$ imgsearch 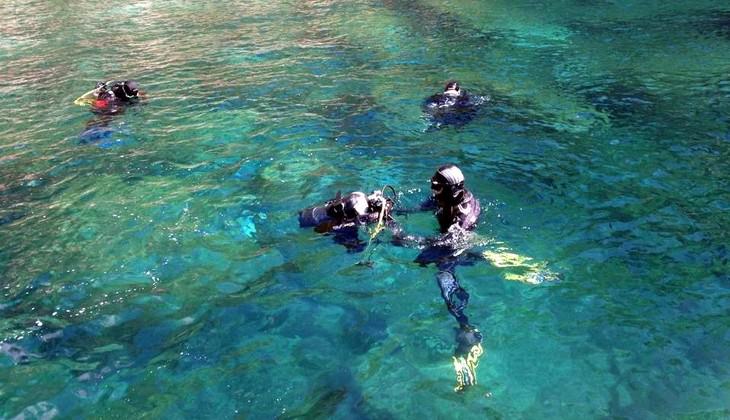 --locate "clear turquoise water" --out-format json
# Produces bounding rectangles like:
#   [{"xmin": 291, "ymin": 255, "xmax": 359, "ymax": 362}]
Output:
[{"xmin": 1, "ymin": 0, "xmax": 729, "ymax": 418}]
